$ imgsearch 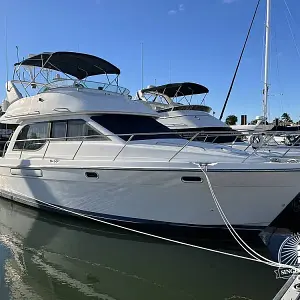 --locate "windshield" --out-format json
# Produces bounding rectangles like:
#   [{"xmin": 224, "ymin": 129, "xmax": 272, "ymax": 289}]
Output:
[
  {"xmin": 91, "ymin": 114, "xmax": 178, "ymax": 141},
  {"xmin": 38, "ymin": 79, "xmax": 130, "ymax": 96}
]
